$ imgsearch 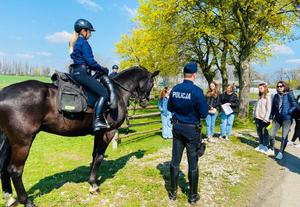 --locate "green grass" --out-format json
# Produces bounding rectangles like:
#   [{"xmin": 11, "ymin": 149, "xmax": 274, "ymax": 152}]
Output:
[
  {"xmin": 0, "ymin": 75, "xmax": 51, "ymax": 89},
  {"xmin": 0, "ymin": 126, "xmax": 268, "ymax": 206}
]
